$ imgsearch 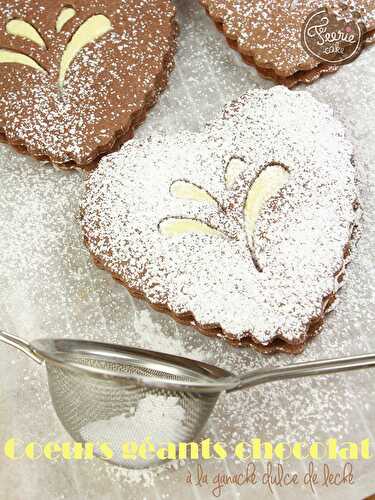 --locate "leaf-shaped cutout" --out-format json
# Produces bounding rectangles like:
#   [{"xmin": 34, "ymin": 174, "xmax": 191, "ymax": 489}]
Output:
[
  {"xmin": 159, "ymin": 218, "xmax": 223, "ymax": 238},
  {"xmin": 0, "ymin": 49, "xmax": 47, "ymax": 73},
  {"xmin": 170, "ymin": 181, "xmax": 217, "ymax": 205},
  {"xmin": 56, "ymin": 7, "xmax": 76, "ymax": 33},
  {"xmin": 59, "ymin": 14, "xmax": 112, "ymax": 87},
  {"xmin": 225, "ymin": 157, "xmax": 247, "ymax": 188},
  {"xmin": 6, "ymin": 19, "xmax": 46, "ymax": 48},
  {"xmin": 244, "ymin": 164, "xmax": 289, "ymax": 238}
]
